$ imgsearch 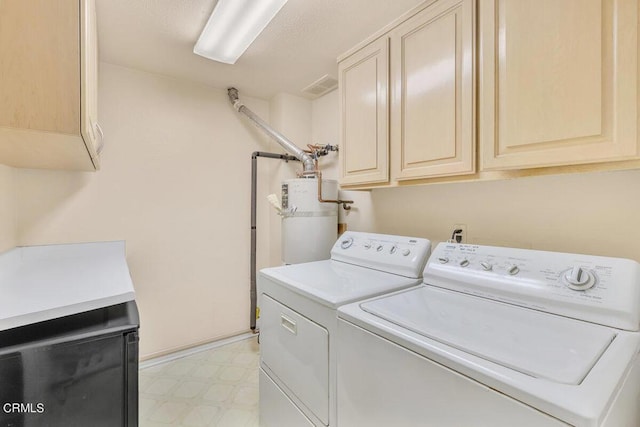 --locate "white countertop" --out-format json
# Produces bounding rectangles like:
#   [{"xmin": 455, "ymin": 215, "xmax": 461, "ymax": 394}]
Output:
[{"xmin": 0, "ymin": 241, "xmax": 136, "ymax": 331}]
